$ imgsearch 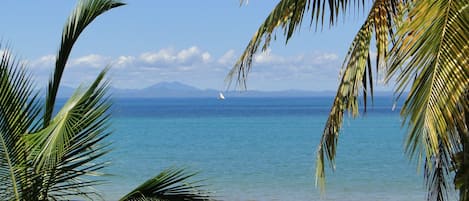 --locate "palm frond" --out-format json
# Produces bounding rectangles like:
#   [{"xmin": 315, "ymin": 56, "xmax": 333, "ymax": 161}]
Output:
[
  {"xmin": 315, "ymin": 0, "xmax": 402, "ymax": 192},
  {"xmin": 44, "ymin": 0, "xmax": 125, "ymax": 127},
  {"xmin": 454, "ymin": 146, "xmax": 469, "ymax": 201},
  {"xmin": 454, "ymin": 106, "xmax": 469, "ymax": 201},
  {"xmin": 0, "ymin": 0, "xmax": 124, "ymax": 200},
  {"xmin": 0, "ymin": 47, "xmax": 41, "ymax": 201},
  {"xmin": 24, "ymin": 69, "xmax": 112, "ymax": 200},
  {"xmin": 226, "ymin": 0, "xmax": 368, "ymax": 89},
  {"xmin": 29, "ymin": 1, "xmax": 124, "ymax": 197},
  {"xmin": 425, "ymin": 141, "xmax": 453, "ymax": 201},
  {"xmin": 119, "ymin": 167, "xmax": 215, "ymax": 201},
  {"xmin": 387, "ymin": 0, "xmax": 469, "ymax": 200}
]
